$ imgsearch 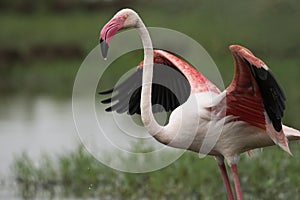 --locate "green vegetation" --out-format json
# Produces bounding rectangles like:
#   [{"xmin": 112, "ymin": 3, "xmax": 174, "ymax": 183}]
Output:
[{"xmin": 12, "ymin": 143, "xmax": 300, "ymax": 200}]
